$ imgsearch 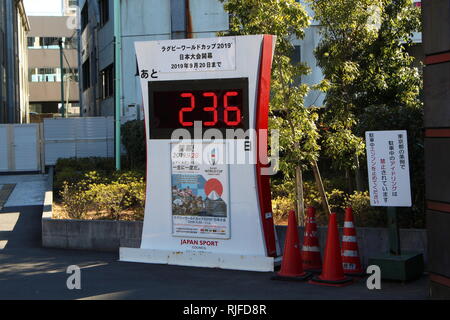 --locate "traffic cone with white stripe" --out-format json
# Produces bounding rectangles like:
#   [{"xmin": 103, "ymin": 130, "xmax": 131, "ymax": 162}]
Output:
[
  {"xmin": 301, "ymin": 207, "xmax": 322, "ymax": 272},
  {"xmin": 309, "ymin": 212, "xmax": 353, "ymax": 287},
  {"xmin": 341, "ymin": 207, "xmax": 364, "ymax": 275},
  {"xmin": 272, "ymin": 211, "xmax": 311, "ymax": 281}
]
